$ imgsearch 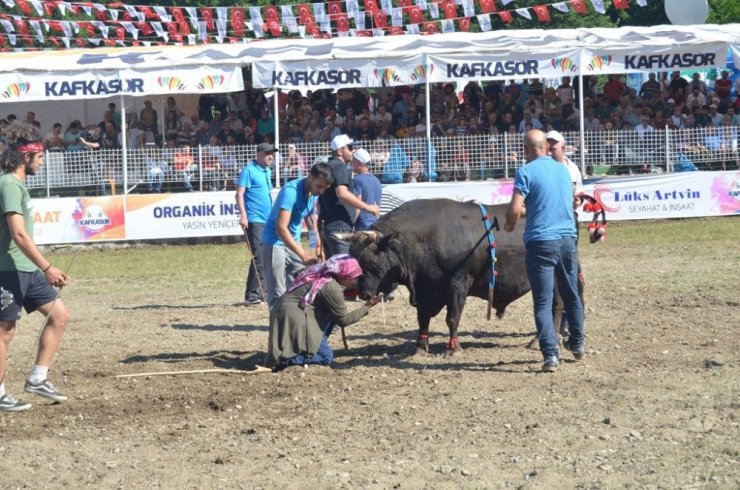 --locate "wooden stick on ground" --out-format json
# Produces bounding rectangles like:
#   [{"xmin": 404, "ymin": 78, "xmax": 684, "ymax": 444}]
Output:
[{"xmin": 115, "ymin": 366, "xmax": 272, "ymax": 378}]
